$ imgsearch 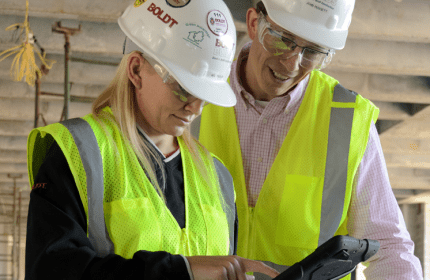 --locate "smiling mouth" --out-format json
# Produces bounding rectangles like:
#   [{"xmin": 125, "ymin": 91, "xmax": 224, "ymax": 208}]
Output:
[{"xmin": 270, "ymin": 68, "xmax": 289, "ymax": 81}]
